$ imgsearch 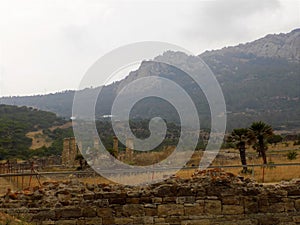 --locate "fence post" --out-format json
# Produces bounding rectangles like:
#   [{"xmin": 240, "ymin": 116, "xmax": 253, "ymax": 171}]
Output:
[{"xmin": 262, "ymin": 166, "xmax": 265, "ymax": 183}]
